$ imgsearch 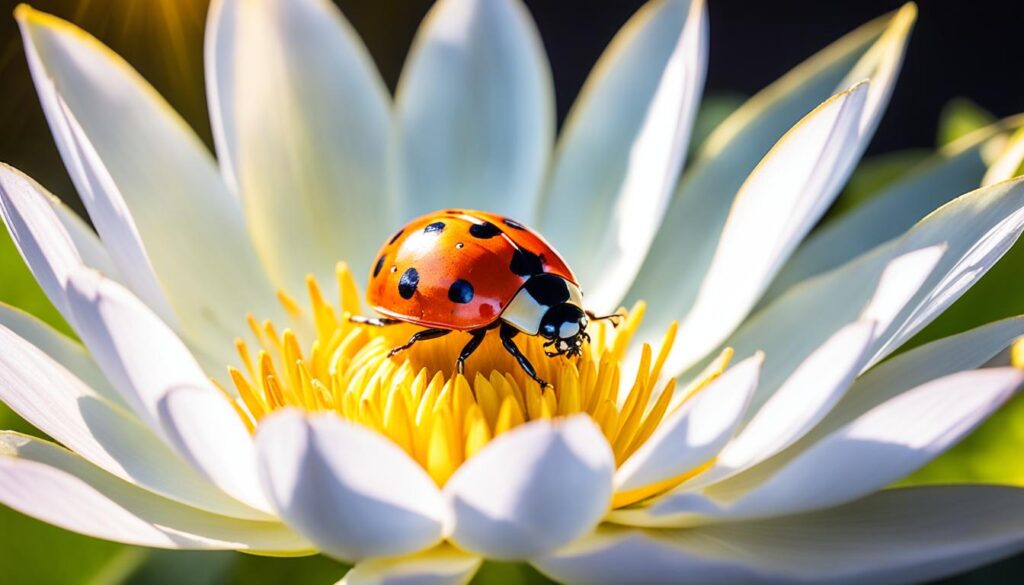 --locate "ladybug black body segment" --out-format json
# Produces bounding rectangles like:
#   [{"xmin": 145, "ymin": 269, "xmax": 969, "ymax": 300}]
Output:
[{"xmin": 355, "ymin": 209, "xmax": 620, "ymax": 387}]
